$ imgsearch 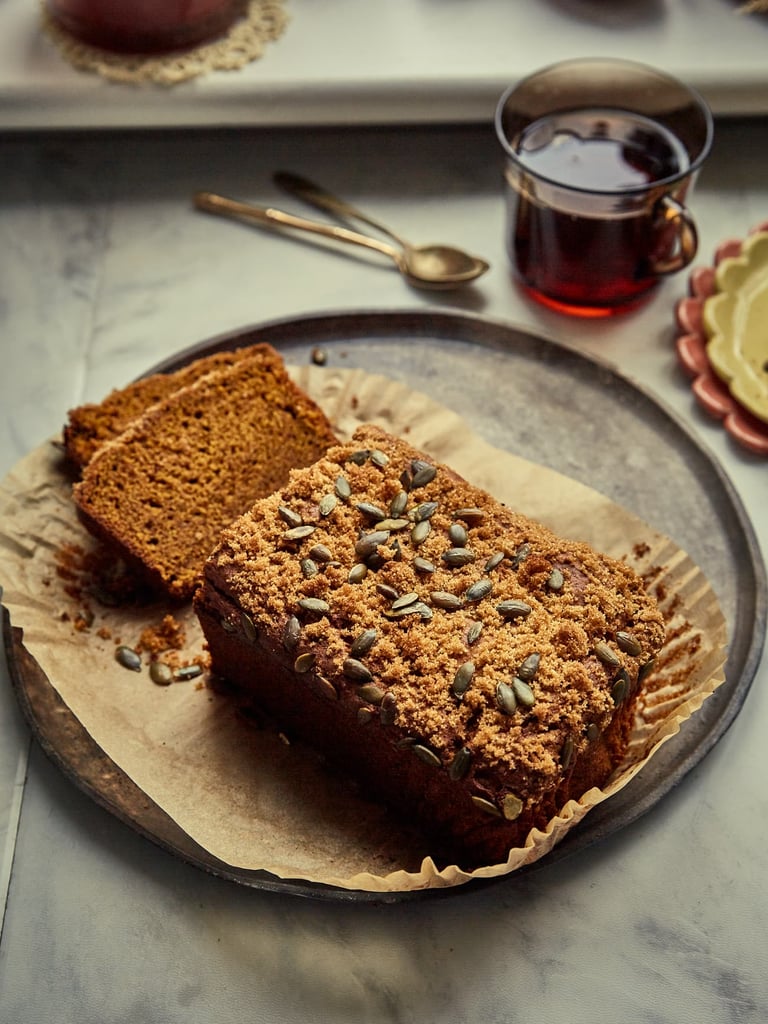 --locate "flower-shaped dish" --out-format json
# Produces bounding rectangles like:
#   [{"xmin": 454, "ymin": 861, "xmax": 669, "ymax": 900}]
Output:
[{"xmin": 674, "ymin": 222, "xmax": 768, "ymax": 456}]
